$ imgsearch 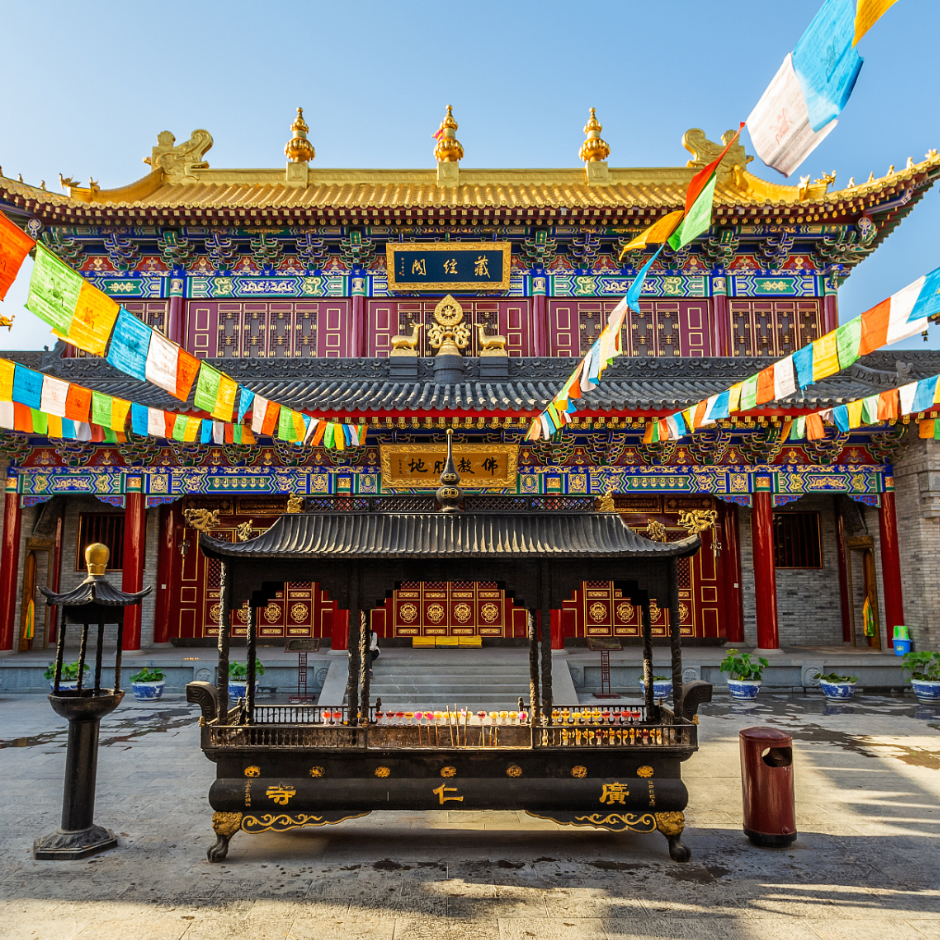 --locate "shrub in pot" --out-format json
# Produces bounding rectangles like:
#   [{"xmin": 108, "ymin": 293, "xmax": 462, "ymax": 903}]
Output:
[
  {"xmin": 814, "ymin": 672, "xmax": 858, "ymax": 703},
  {"xmin": 43, "ymin": 661, "xmax": 90, "ymax": 692},
  {"xmin": 130, "ymin": 667, "xmax": 166, "ymax": 702},
  {"xmin": 719, "ymin": 650, "xmax": 769, "ymax": 701},
  {"xmin": 902, "ymin": 651, "xmax": 940, "ymax": 704},
  {"xmin": 228, "ymin": 660, "xmax": 264, "ymax": 700},
  {"xmin": 641, "ymin": 674, "xmax": 673, "ymax": 700}
]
